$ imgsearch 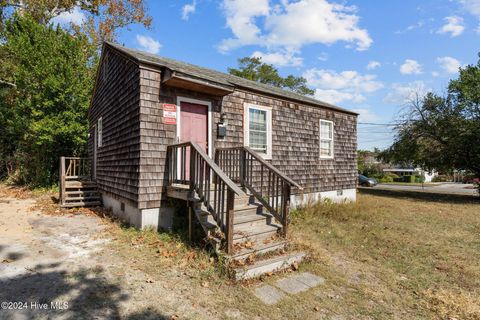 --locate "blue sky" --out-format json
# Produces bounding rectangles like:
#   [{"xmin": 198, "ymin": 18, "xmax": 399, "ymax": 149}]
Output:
[{"xmin": 58, "ymin": 0, "xmax": 480, "ymax": 150}]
